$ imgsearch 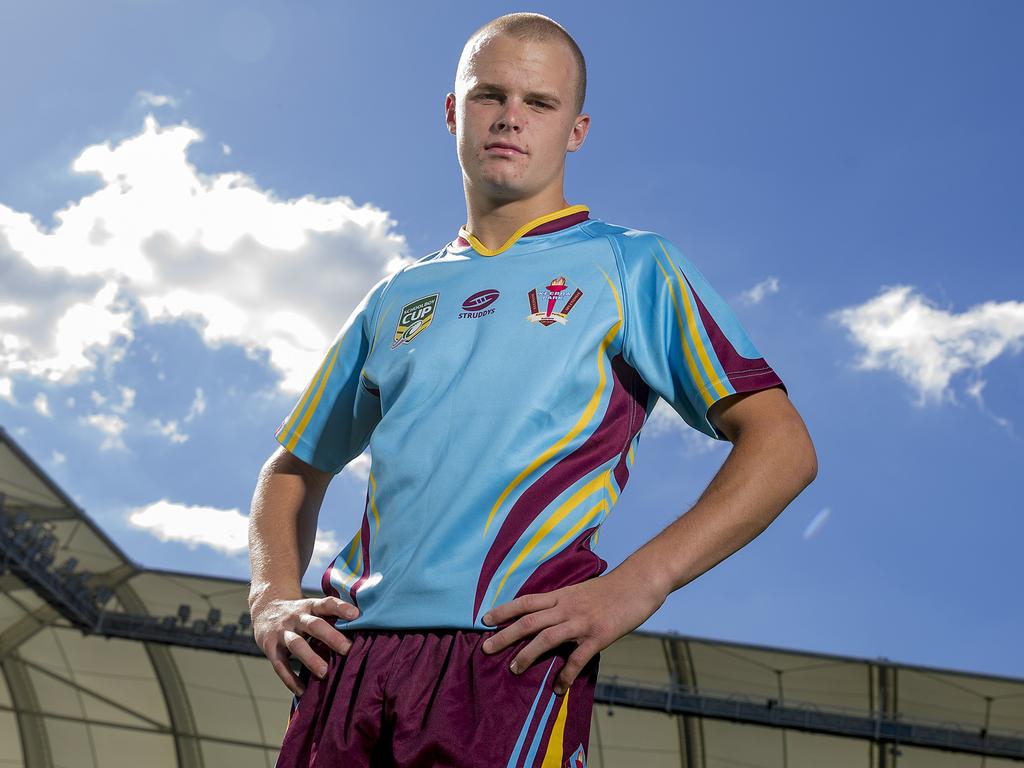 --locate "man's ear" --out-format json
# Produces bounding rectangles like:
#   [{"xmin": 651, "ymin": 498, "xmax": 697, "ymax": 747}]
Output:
[
  {"xmin": 568, "ymin": 113, "xmax": 590, "ymax": 152},
  {"xmin": 445, "ymin": 92, "xmax": 457, "ymax": 135}
]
